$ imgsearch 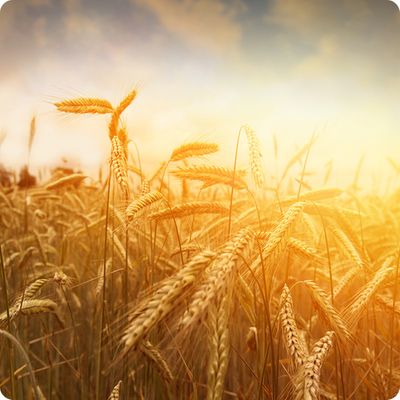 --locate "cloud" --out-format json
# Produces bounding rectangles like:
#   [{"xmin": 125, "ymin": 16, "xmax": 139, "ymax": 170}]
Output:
[
  {"xmin": 133, "ymin": 0, "xmax": 243, "ymax": 53},
  {"xmin": 263, "ymin": 0, "xmax": 400, "ymax": 83},
  {"xmin": 265, "ymin": 0, "xmax": 338, "ymax": 35}
]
